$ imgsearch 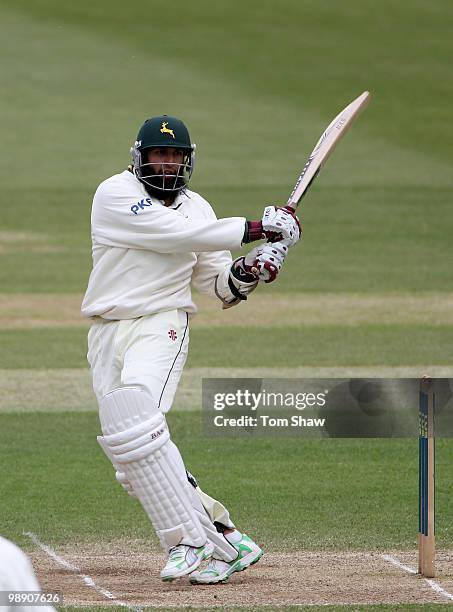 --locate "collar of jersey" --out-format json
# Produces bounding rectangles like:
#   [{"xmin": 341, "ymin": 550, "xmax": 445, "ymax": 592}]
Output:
[{"xmin": 165, "ymin": 191, "xmax": 188, "ymax": 210}]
